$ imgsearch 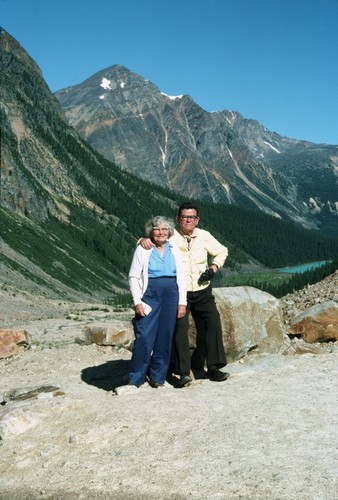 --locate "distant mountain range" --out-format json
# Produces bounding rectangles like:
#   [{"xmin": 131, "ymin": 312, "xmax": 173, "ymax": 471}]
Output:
[
  {"xmin": 1, "ymin": 28, "xmax": 338, "ymax": 300},
  {"xmin": 56, "ymin": 64, "xmax": 338, "ymax": 236}
]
